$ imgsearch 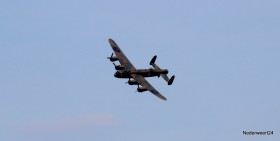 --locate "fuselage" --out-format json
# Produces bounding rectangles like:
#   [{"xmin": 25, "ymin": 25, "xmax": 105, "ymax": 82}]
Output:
[{"xmin": 114, "ymin": 68, "xmax": 168, "ymax": 78}]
